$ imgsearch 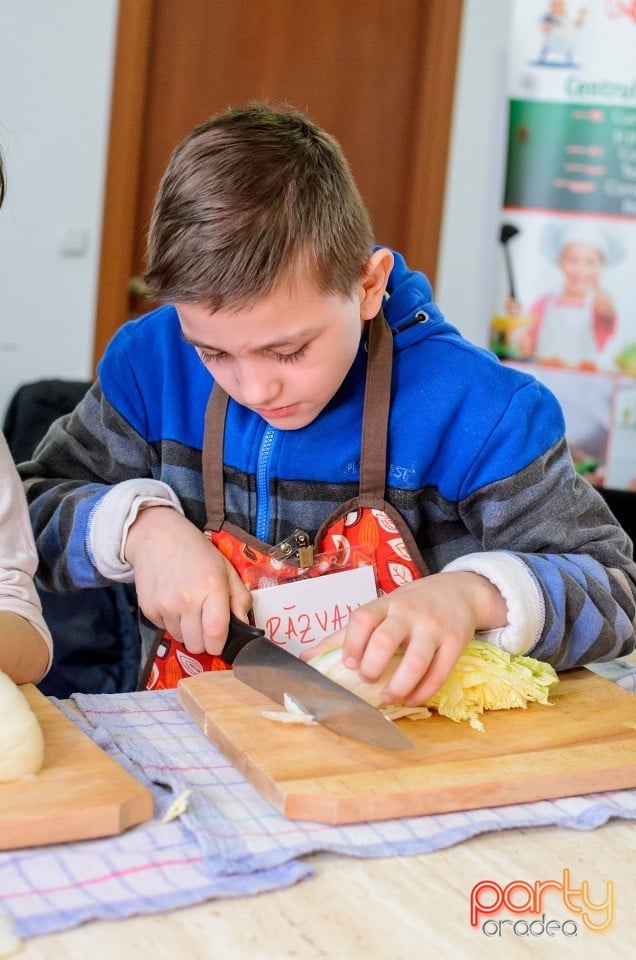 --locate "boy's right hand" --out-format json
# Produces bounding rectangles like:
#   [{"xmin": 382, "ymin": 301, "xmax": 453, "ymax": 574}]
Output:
[{"xmin": 124, "ymin": 506, "xmax": 252, "ymax": 655}]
